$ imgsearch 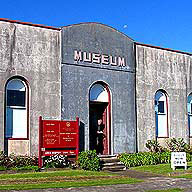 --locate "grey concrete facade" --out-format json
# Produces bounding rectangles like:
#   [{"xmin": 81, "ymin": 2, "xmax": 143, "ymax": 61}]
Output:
[
  {"xmin": 61, "ymin": 23, "xmax": 136, "ymax": 154},
  {"xmin": 0, "ymin": 19, "xmax": 192, "ymax": 155},
  {"xmin": 136, "ymin": 44, "xmax": 192, "ymax": 151},
  {"xmin": 0, "ymin": 20, "xmax": 61, "ymax": 155}
]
